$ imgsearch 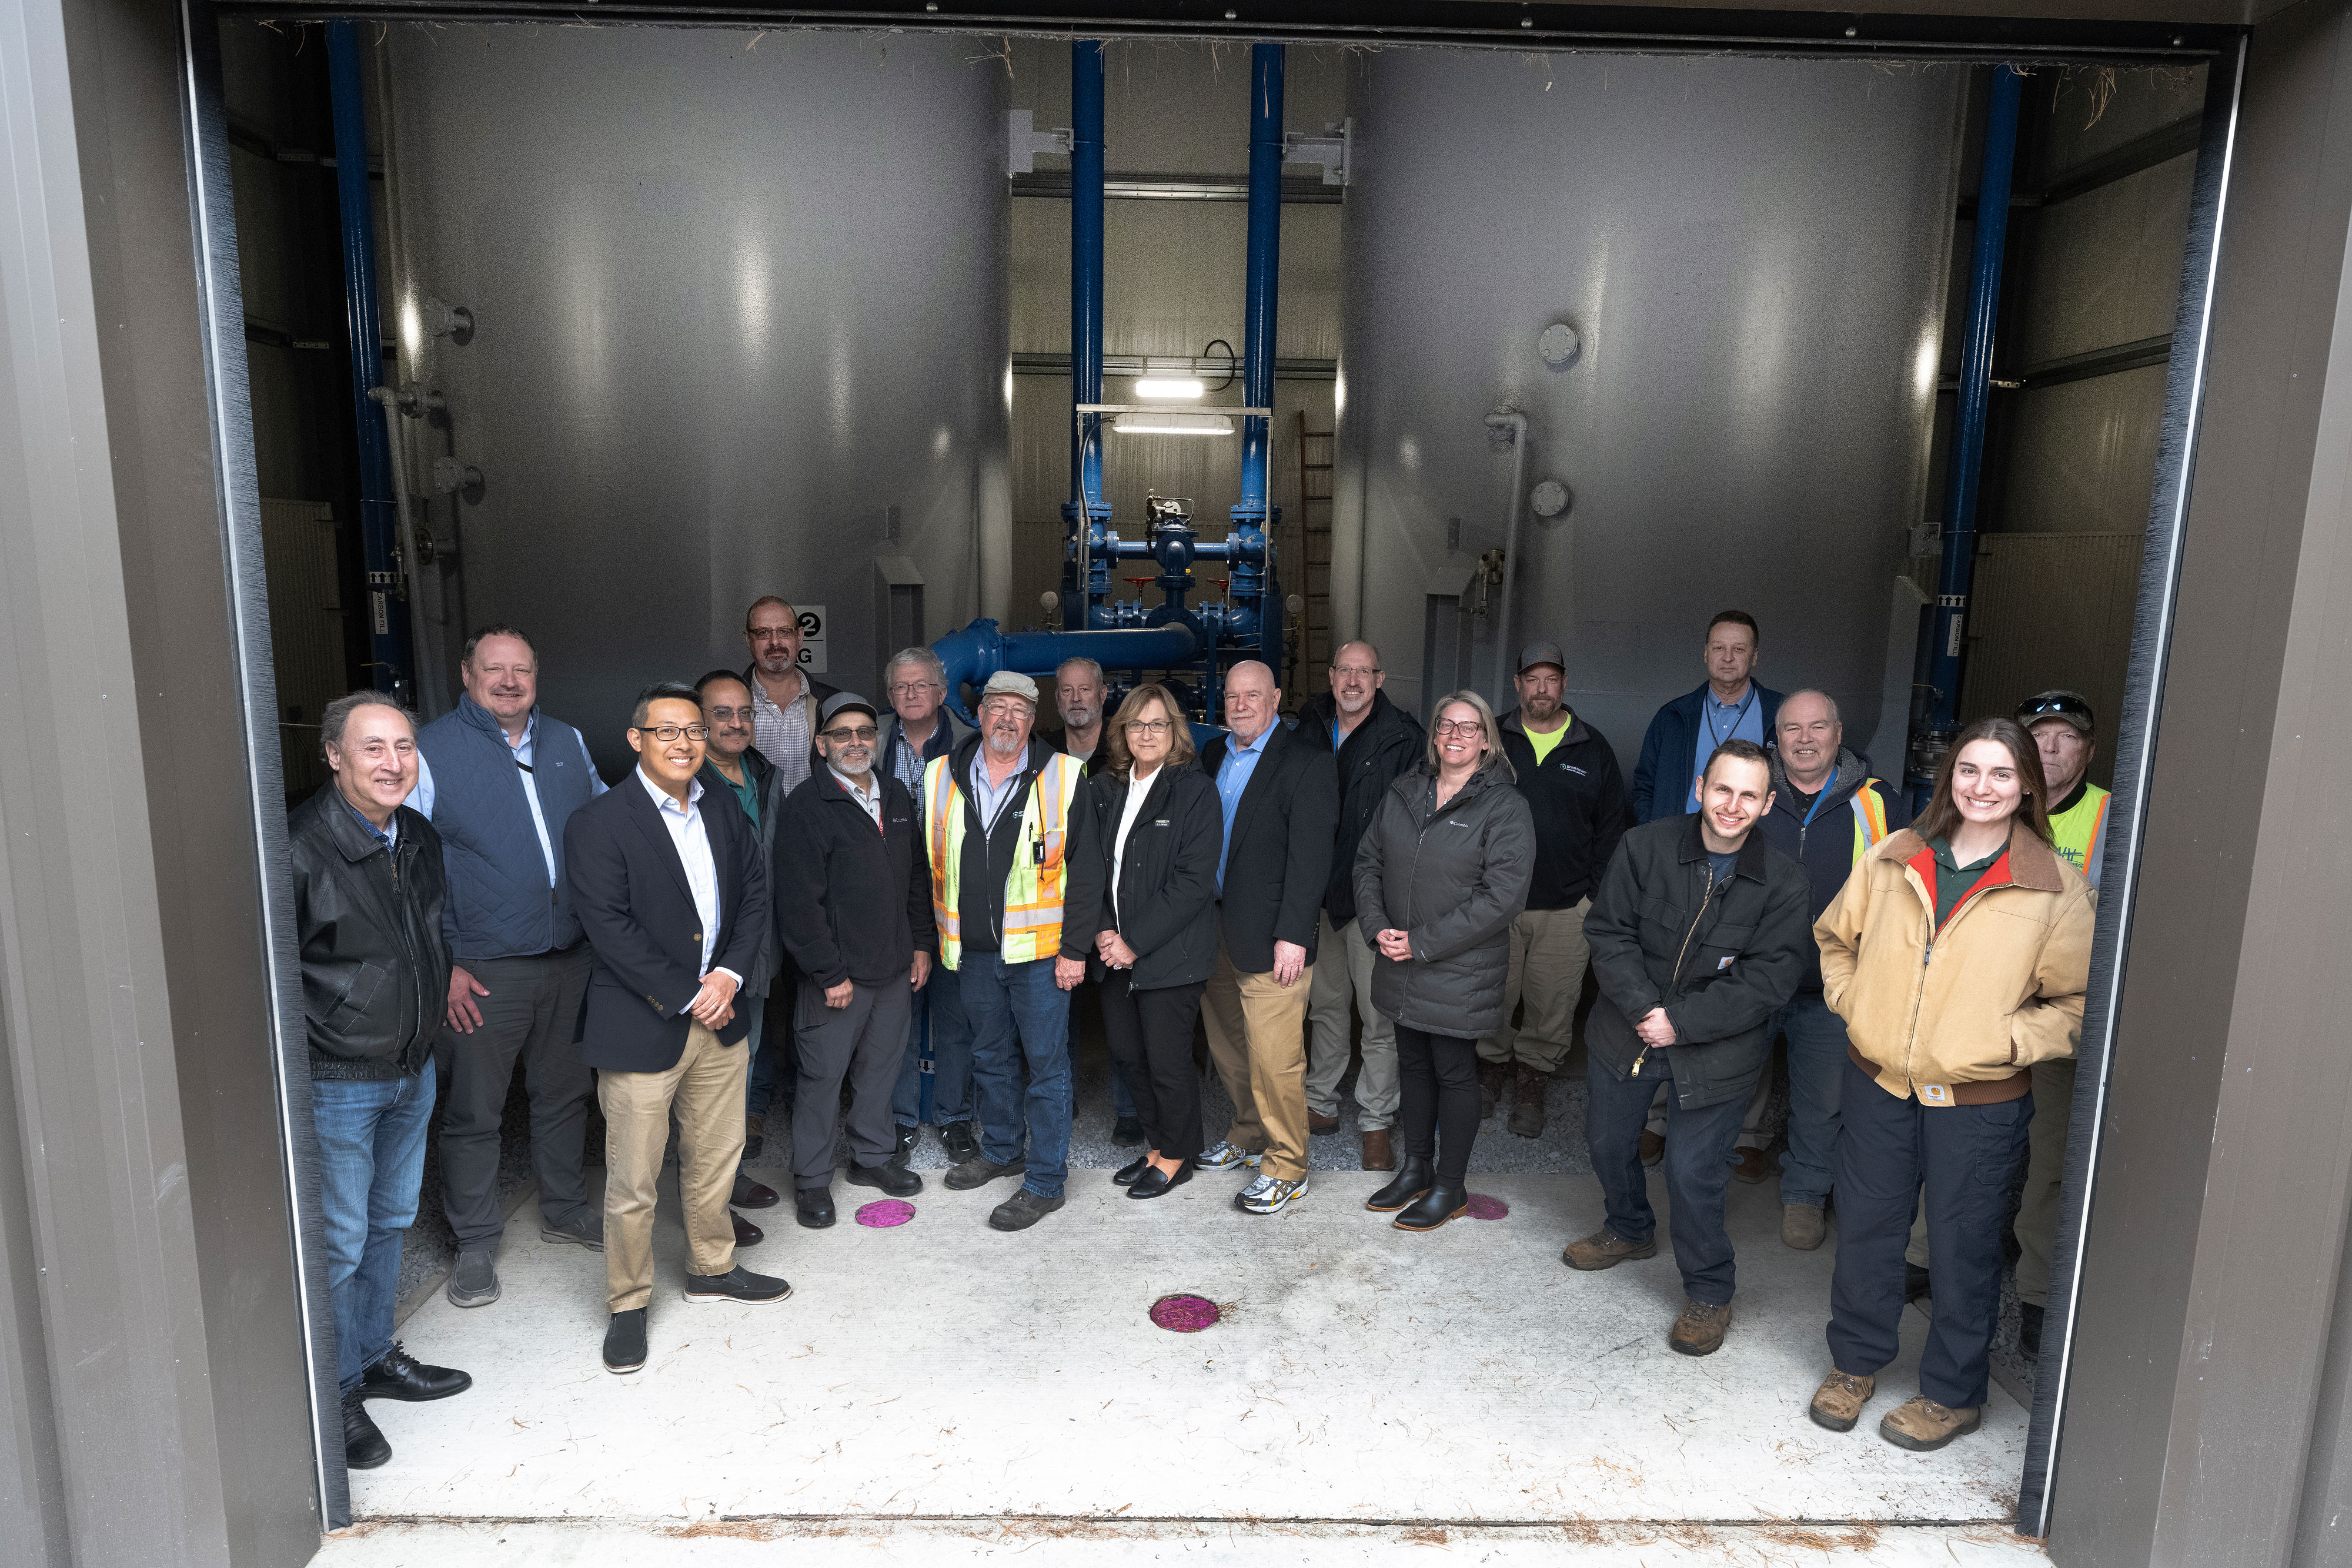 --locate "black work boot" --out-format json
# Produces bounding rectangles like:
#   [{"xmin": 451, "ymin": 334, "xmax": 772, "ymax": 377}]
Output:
[
  {"xmin": 1478, "ymin": 1059, "xmax": 1509, "ymax": 1121},
  {"xmin": 1508, "ymin": 1064, "xmax": 1551, "ymax": 1138}
]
